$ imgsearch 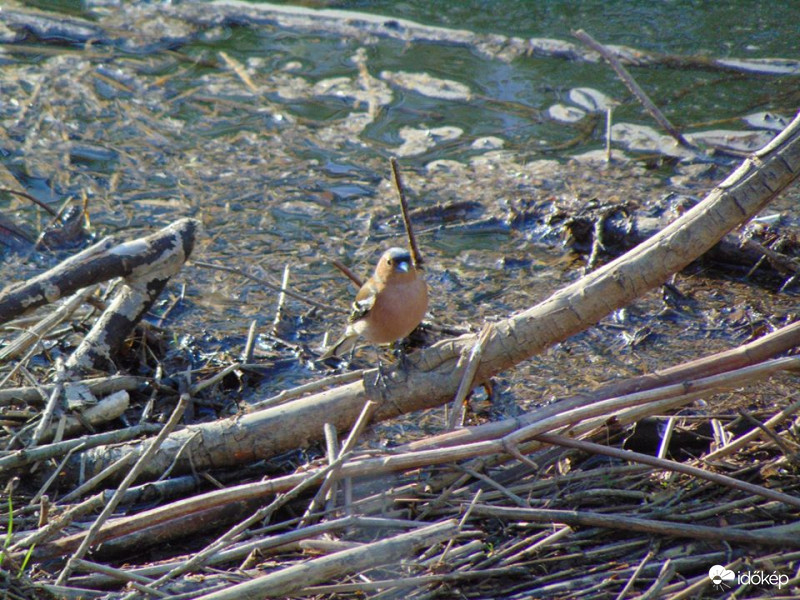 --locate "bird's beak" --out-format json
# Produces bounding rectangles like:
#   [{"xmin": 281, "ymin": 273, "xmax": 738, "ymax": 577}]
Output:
[{"xmin": 396, "ymin": 260, "xmax": 410, "ymax": 273}]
